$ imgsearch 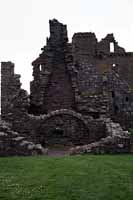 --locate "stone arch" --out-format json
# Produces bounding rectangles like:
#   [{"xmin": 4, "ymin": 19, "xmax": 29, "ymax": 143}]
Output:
[
  {"xmin": 29, "ymin": 109, "xmax": 90, "ymax": 147},
  {"xmin": 43, "ymin": 109, "xmax": 89, "ymax": 127}
]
